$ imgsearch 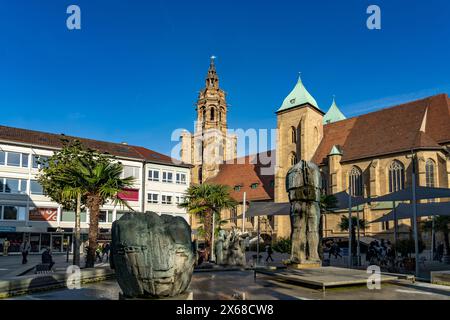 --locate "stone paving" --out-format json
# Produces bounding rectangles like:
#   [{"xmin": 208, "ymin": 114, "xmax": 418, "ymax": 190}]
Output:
[
  {"xmin": 0, "ymin": 254, "xmax": 108, "ymax": 279},
  {"xmin": 8, "ymin": 270, "xmax": 450, "ymax": 300}
]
